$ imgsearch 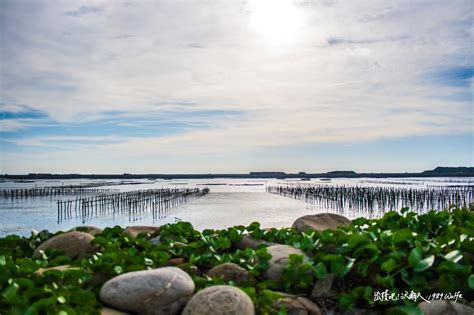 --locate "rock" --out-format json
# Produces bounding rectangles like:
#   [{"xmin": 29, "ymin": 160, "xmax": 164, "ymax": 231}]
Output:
[
  {"xmin": 418, "ymin": 300, "xmax": 474, "ymax": 315},
  {"xmin": 35, "ymin": 265, "xmax": 81, "ymax": 275},
  {"xmin": 236, "ymin": 235, "xmax": 276, "ymax": 250},
  {"xmin": 292, "ymin": 213, "xmax": 351, "ymax": 233},
  {"xmin": 274, "ymin": 294, "xmax": 322, "ymax": 315},
  {"xmin": 100, "ymin": 267, "xmax": 194, "ymax": 315},
  {"xmin": 168, "ymin": 258, "xmax": 187, "ymax": 266},
  {"xmin": 123, "ymin": 226, "xmax": 160, "ymax": 239},
  {"xmin": 101, "ymin": 307, "xmax": 131, "ymax": 315},
  {"xmin": 324, "ymin": 307, "xmax": 383, "ymax": 315},
  {"xmin": 311, "ymin": 274, "xmax": 340, "ymax": 298},
  {"xmin": 33, "ymin": 231, "xmax": 100, "ymax": 259},
  {"xmin": 182, "ymin": 285, "xmax": 254, "ymax": 315},
  {"xmin": 265, "ymin": 245, "xmax": 309, "ymax": 281},
  {"xmin": 236, "ymin": 235, "xmax": 265, "ymax": 249},
  {"xmin": 206, "ymin": 262, "xmax": 252, "ymax": 284},
  {"xmin": 150, "ymin": 235, "xmax": 161, "ymax": 245},
  {"xmin": 70, "ymin": 226, "xmax": 103, "ymax": 236}
]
